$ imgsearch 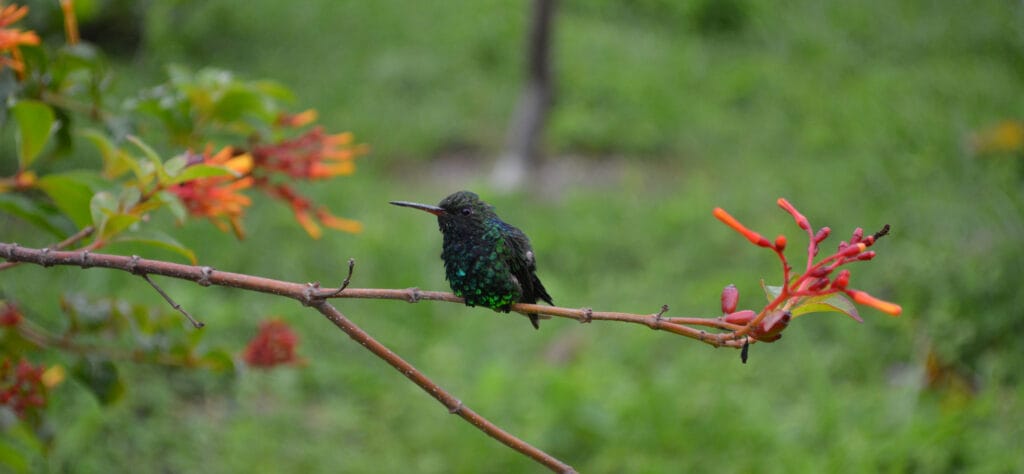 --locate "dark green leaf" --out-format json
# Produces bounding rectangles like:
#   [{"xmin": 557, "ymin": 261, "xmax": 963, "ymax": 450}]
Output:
[
  {"xmin": 81, "ymin": 129, "xmax": 144, "ymax": 180},
  {"xmin": 11, "ymin": 100, "xmax": 56, "ymax": 169},
  {"xmin": 72, "ymin": 358, "xmax": 125, "ymax": 405},
  {"xmin": 201, "ymin": 349, "xmax": 237, "ymax": 373},
  {"xmin": 0, "ymin": 193, "xmax": 74, "ymax": 238},
  {"xmin": 35, "ymin": 173, "xmax": 98, "ymax": 229}
]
